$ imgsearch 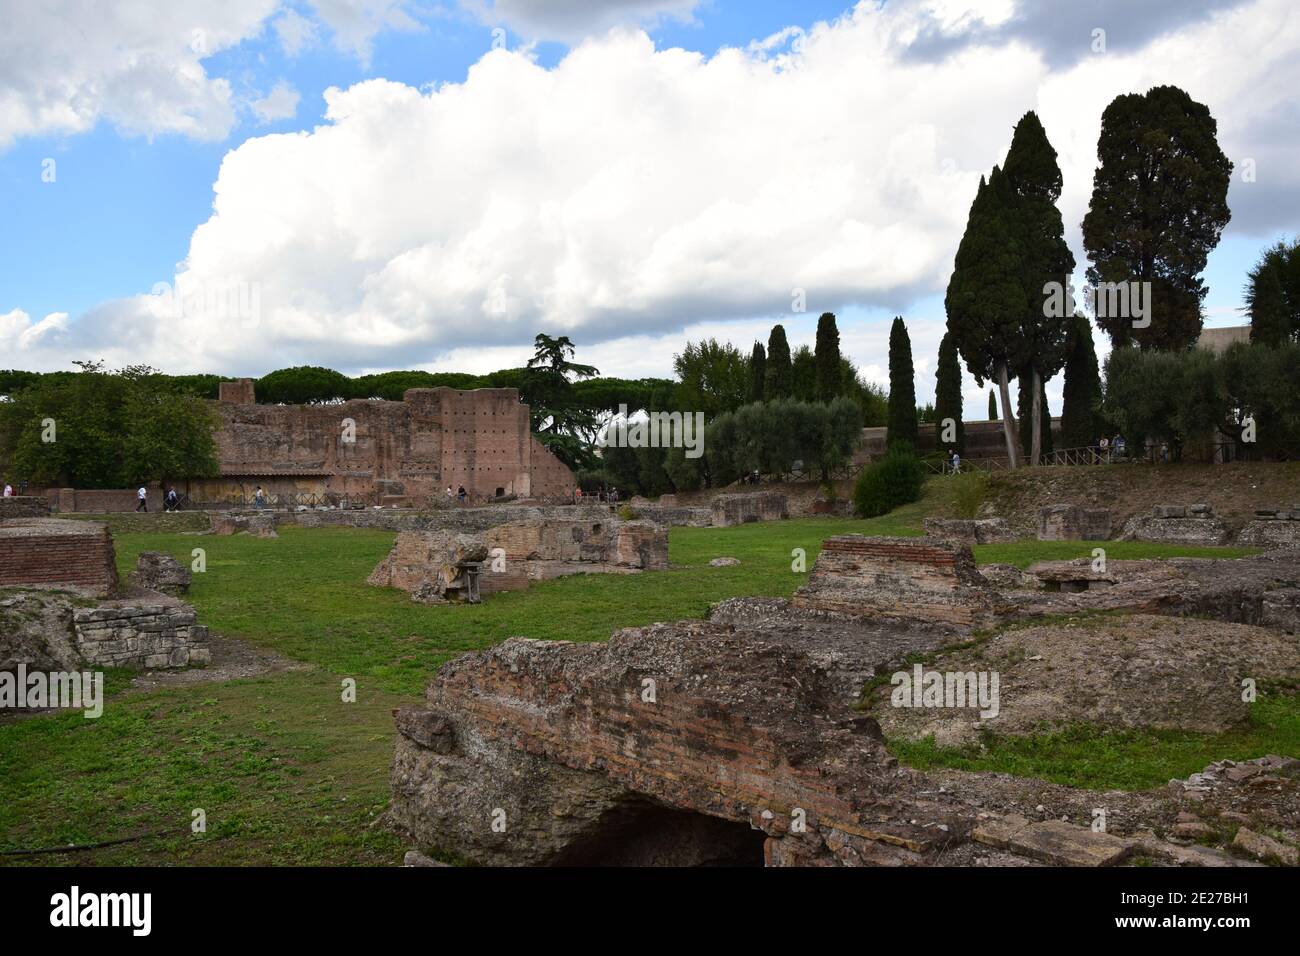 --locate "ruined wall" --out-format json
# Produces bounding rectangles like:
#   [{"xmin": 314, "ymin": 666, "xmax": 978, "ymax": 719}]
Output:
[
  {"xmin": 711, "ymin": 492, "xmax": 788, "ymax": 527},
  {"xmin": 0, "ymin": 496, "xmax": 50, "ymax": 519},
  {"xmin": 793, "ymin": 535, "xmax": 997, "ymax": 627},
  {"xmin": 202, "ymin": 385, "xmax": 574, "ymax": 502},
  {"xmin": 73, "ymin": 604, "xmax": 210, "ymax": 668},
  {"xmin": 0, "ymin": 518, "xmax": 118, "ymax": 597}
]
